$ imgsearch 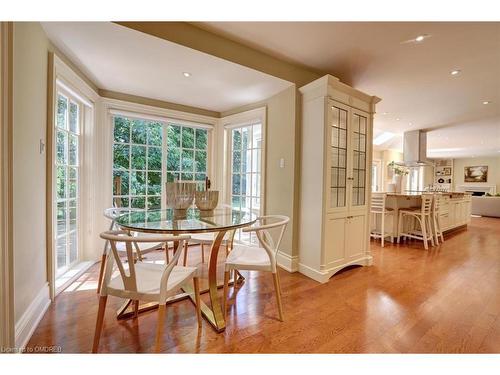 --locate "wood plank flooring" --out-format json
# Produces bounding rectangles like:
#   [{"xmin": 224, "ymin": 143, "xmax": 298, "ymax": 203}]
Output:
[{"xmin": 26, "ymin": 216, "xmax": 500, "ymax": 353}]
